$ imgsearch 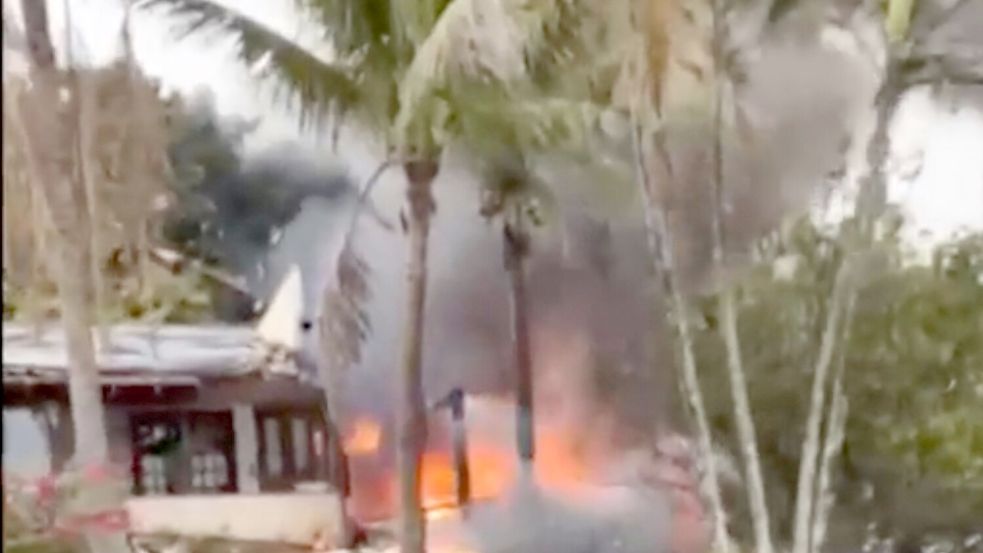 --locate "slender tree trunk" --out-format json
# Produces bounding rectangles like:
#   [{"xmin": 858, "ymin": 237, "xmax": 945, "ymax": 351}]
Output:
[
  {"xmin": 448, "ymin": 389, "xmax": 471, "ymax": 509},
  {"xmin": 505, "ymin": 206, "xmax": 535, "ymax": 470},
  {"xmin": 72, "ymin": 58, "xmax": 110, "ymax": 349},
  {"xmin": 720, "ymin": 291, "xmax": 775, "ymax": 553},
  {"xmin": 708, "ymin": 3, "xmax": 774, "ymax": 551},
  {"xmin": 791, "ymin": 268, "xmax": 853, "ymax": 553},
  {"xmin": 18, "ymin": 2, "xmax": 126, "ymax": 551},
  {"xmin": 711, "ymin": 196, "xmax": 774, "ymax": 553},
  {"xmin": 791, "ymin": 61, "xmax": 902, "ymax": 553},
  {"xmin": 20, "ymin": 0, "xmax": 108, "ymax": 464},
  {"xmin": 633, "ymin": 119, "xmax": 733, "ymax": 553},
  {"xmin": 809, "ymin": 302, "xmax": 852, "ymax": 553},
  {"xmin": 397, "ymin": 160, "xmax": 439, "ymax": 553},
  {"xmin": 62, "ymin": 0, "xmax": 105, "ymax": 343}
]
